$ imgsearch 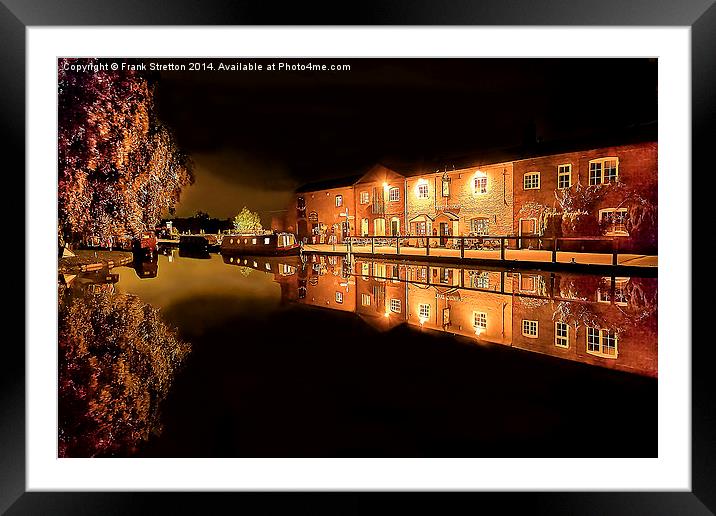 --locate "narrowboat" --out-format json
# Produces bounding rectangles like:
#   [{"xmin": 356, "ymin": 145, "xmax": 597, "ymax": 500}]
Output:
[
  {"xmin": 221, "ymin": 232, "xmax": 300, "ymax": 256},
  {"xmin": 179, "ymin": 234, "xmax": 222, "ymax": 252}
]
